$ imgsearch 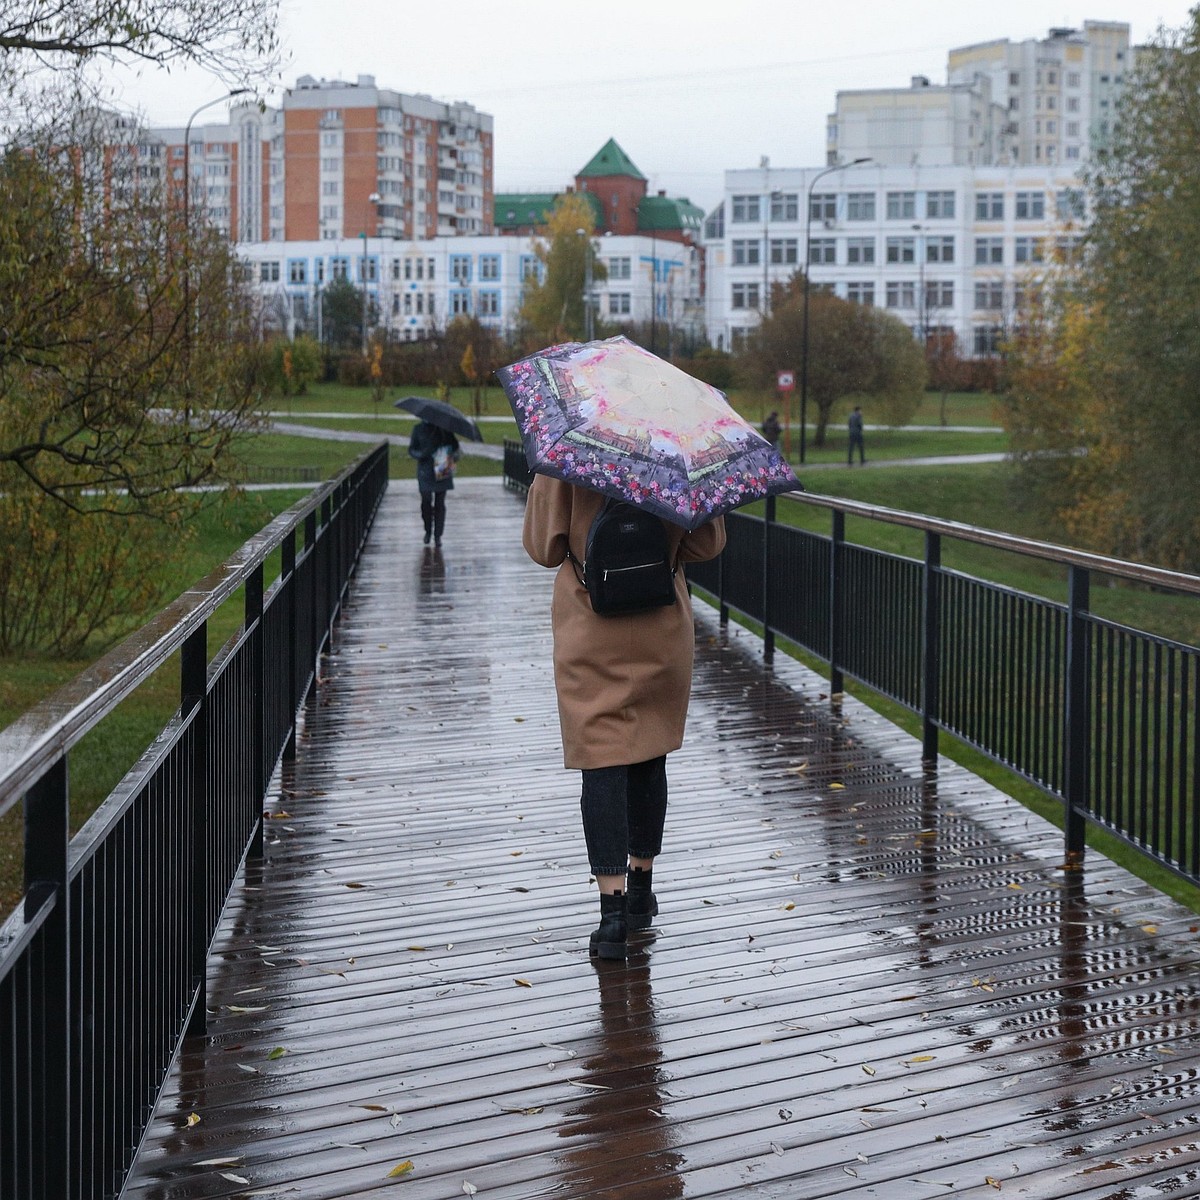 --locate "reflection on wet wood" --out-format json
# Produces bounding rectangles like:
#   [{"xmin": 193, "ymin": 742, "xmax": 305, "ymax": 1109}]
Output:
[{"xmin": 124, "ymin": 479, "xmax": 1200, "ymax": 1199}]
